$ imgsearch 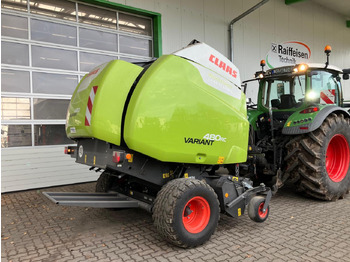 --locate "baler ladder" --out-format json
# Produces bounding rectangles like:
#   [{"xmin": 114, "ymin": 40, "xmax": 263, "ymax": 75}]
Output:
[{"xmin": 43, "ymin": 192, "xmax": 151, "ymax": 211}]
